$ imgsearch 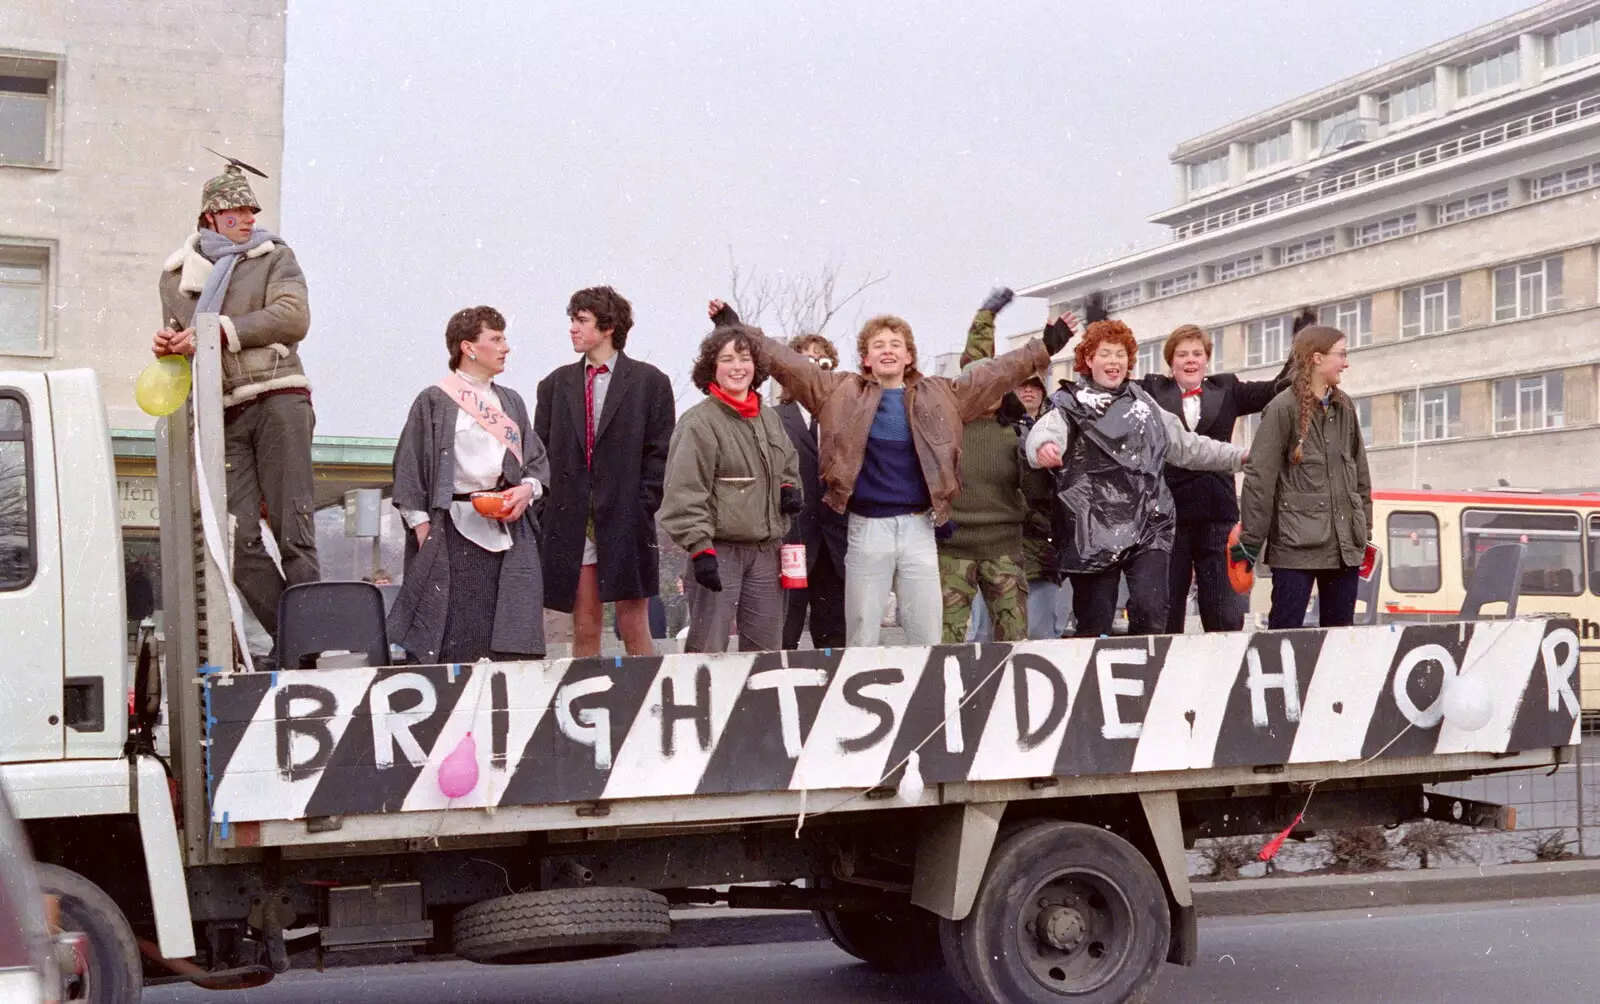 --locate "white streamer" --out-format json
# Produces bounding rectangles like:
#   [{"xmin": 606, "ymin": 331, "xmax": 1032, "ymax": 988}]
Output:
[{"xmin": 191, "ymin": 360, "xmax": 256, "ymax": 673}]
